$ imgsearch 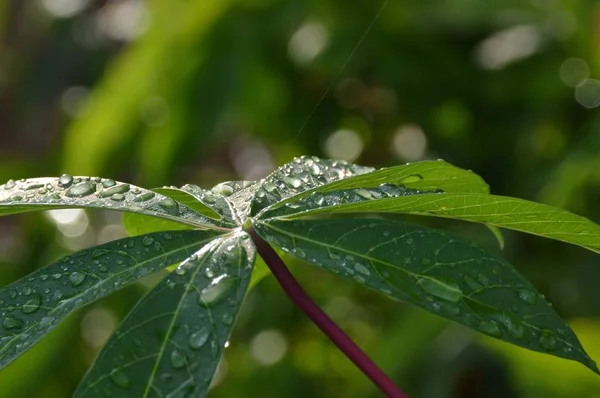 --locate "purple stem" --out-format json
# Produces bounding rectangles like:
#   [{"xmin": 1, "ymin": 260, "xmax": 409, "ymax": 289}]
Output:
[{"xmin": 247, "ymin": 226, "xmax": 408, "ymax": 398}]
